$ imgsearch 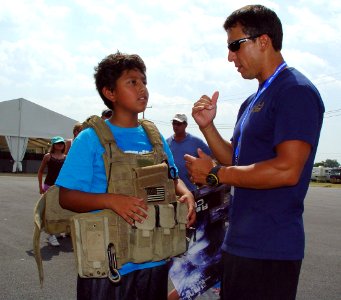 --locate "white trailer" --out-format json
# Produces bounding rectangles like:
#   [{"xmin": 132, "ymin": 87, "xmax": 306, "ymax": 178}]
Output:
[{"xmin": 311, "ymin": 166, "xmax": 332, "ymax": 182}]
